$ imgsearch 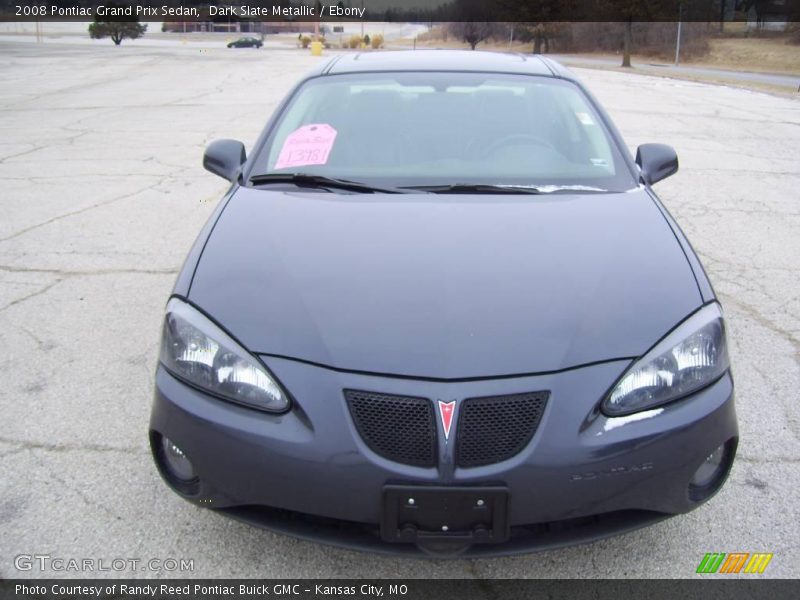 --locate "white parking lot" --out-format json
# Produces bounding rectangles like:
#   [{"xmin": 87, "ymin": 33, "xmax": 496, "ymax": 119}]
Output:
[{"xmin": 0, "ymin": 40, "xmax": 798, "ymax": 578}]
